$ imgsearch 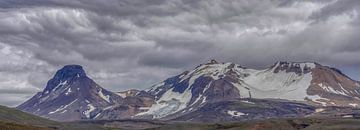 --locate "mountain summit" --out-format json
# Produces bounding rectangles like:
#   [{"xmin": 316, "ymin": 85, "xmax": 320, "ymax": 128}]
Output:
[
  {"xmin": 17, "ymin": 65, "xmax": 123, "ymax": 121},
  {"xmin": 42, "ymin": 65, "xmax": 86, "ymax": 93},
  {"xmin": 53, "ymin": 65, "xmax": 86, "ymax": 79}
]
